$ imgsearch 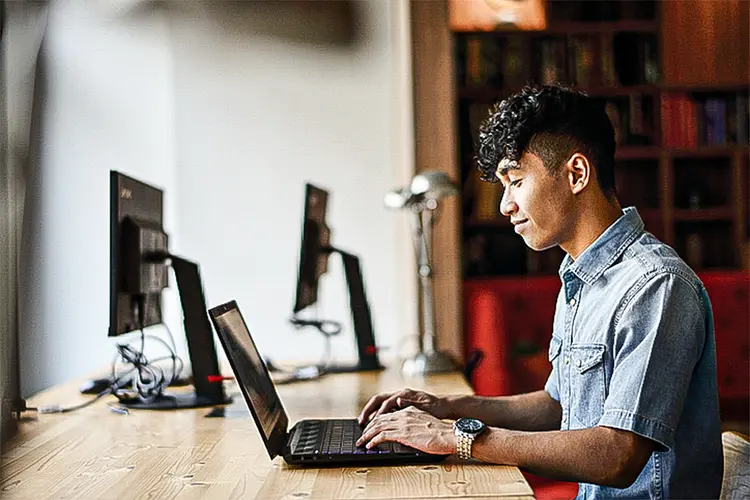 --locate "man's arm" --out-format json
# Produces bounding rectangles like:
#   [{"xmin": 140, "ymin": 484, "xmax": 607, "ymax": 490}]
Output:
[
  {"xmin": 472, "ymin": 425, "xmax": 654, "ymax": 488},
  {"xmin": 445, "ymin": 390, "xmax": 562, "ymax": 431},
  {"xmin": 358, "ymin": 389, "xmax": 561, "ymax": 431}
]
